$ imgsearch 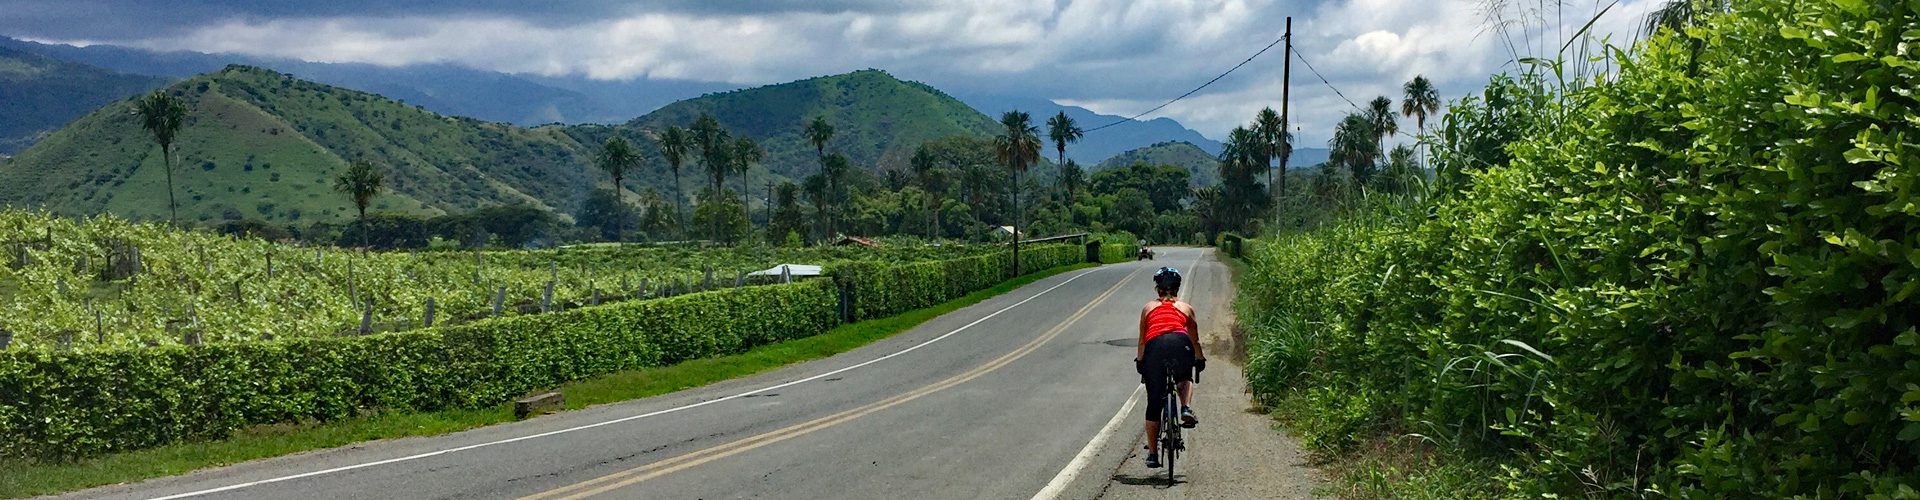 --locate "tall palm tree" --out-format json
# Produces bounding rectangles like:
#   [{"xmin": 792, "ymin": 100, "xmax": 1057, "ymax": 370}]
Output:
[
  {"xmin": 1366, "ymin": 96, "xmax": 1398, "ymax": 159},
  {"xmin": 1045, "ymin": 111, "xmax": 1083, "ymax": 170},
  {"xmin": 1252, "ymin": 107, "xmax": 1289, "ymax": 198},
  {"xmin": 136, "ymin": 91, "xmax": 188, "ymax": 225},
  {"xmin": 596, "ymin": 136, "xmax": 640, "ymax": 195},
  {"xmin": 731, "ymin": 136, "xmax": 762, "ymax": 221},
  {"xmin": 805, "ymin": 116, "xmax": 835, "ymax": 160},
  {"xmin": 595, "ymin": 135, "xmax": 641, "ymax": 239},
  {"xmin": 910, "ymin": 145, "xmax": 940, "ymax": 238},
  {"xmin": 333, "ymin": 160, "xmax": 385, "ymax": 247},
  {"xmin": 1060, "ymin": 160, "xmax": 1084, "ymax": 204},
  {"xmin": 820, "ymin": 153, "xmax": 852, "ymax": 238},
  {"xmin": 1366, "ymin": 96, "xmax": 1398, "ymax": 152},
  {"xmin": 1401, "ymin": 76, "xmax": 1441, "ymax": 166},
  {"xmin": 994, "ymin": 110, "xmax": 1041, "ymax": 276},
  {"xmin": 1331, "ymin": 113, "xmax": 1380, "ymax": 189},
  {"xmin": 689, "ymin": 113, "xmax": 730, "ymax": 196},
  {"xmin": 653, "ymin": 126, "xmax": 692, "ymax": 223}
]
